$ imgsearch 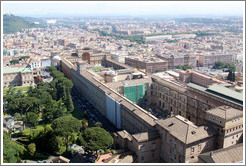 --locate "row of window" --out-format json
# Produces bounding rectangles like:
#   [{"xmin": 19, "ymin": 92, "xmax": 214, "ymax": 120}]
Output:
[
  {"xmin": 190, "ymin": 144, "xmax": 202, "ymax": 155},
  {"xmin": 169, "ymin": 150, "xmax": 182, "ymax": 162},
  {"xmin": 231, "ymin": 117, "xmax": 240, "ymax": 123},
  {"xmin": 209, "ymin": 116, "xmax": 222, "ymax": 124},
  {"xmin": 227, "ymin": 125, "xmax": 243, "ymax": 133}
]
